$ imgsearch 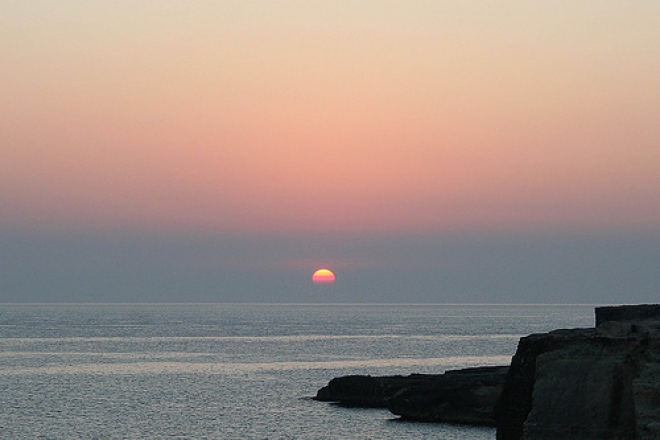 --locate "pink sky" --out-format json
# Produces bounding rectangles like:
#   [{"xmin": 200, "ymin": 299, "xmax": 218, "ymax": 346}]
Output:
[{"xmin": 2, "ymin": 1, "xmax": 659, "ymax": 234}]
